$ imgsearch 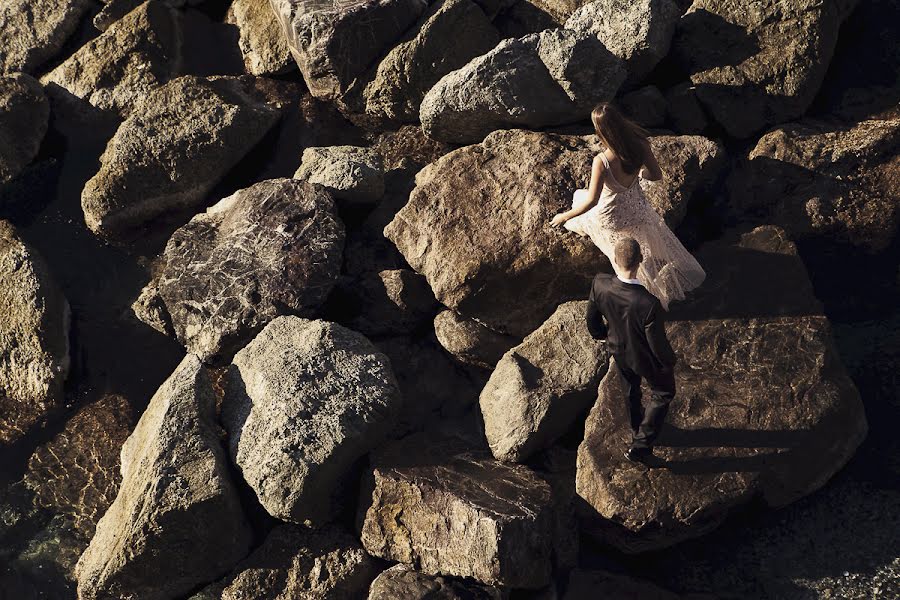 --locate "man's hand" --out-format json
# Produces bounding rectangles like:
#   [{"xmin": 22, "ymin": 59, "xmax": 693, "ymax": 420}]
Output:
[{"xmin": 550, "ymin": 212, "xmax": 569, "ymax": 227}]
